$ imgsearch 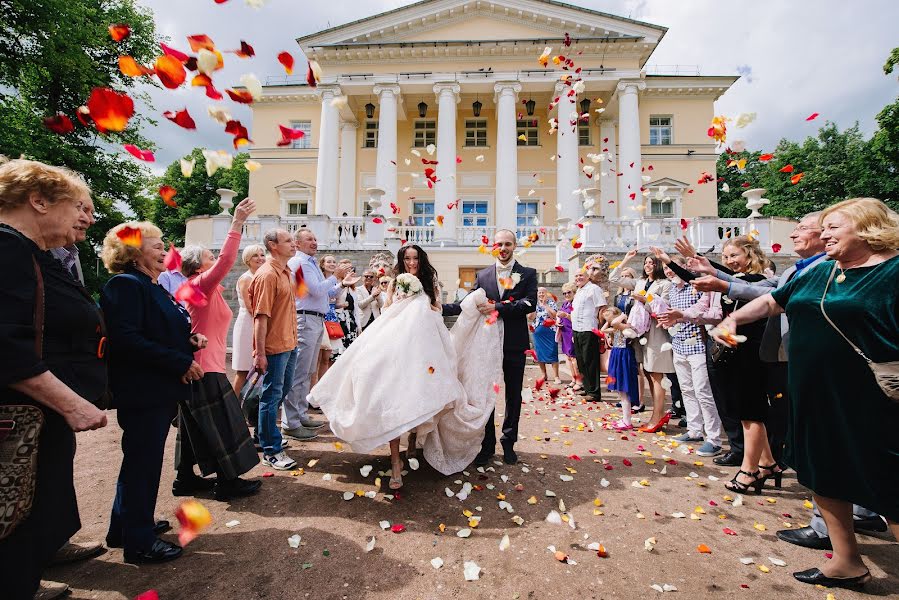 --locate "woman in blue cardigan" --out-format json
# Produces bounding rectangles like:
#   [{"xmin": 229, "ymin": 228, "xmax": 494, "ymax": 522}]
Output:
[{"xmin": 100, "ymin": 221, "xmax": 204, "ymax": 565}]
